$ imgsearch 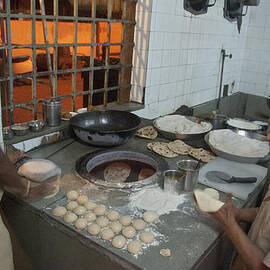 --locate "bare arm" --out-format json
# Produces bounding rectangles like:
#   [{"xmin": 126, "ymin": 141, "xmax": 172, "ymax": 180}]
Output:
[
  {"xmin": 211, "ymin": 194, "xmax": 269, "ymax": 270},
  {"xmin": 236, "ymin": 207, "xmax": 258, "ymax": 223}
]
